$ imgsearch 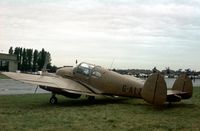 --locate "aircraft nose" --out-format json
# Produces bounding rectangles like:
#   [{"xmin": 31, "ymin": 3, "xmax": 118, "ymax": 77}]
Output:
[{"xmin": 56, "ymin": 68, "xmax": 63, "ymax": 76}]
